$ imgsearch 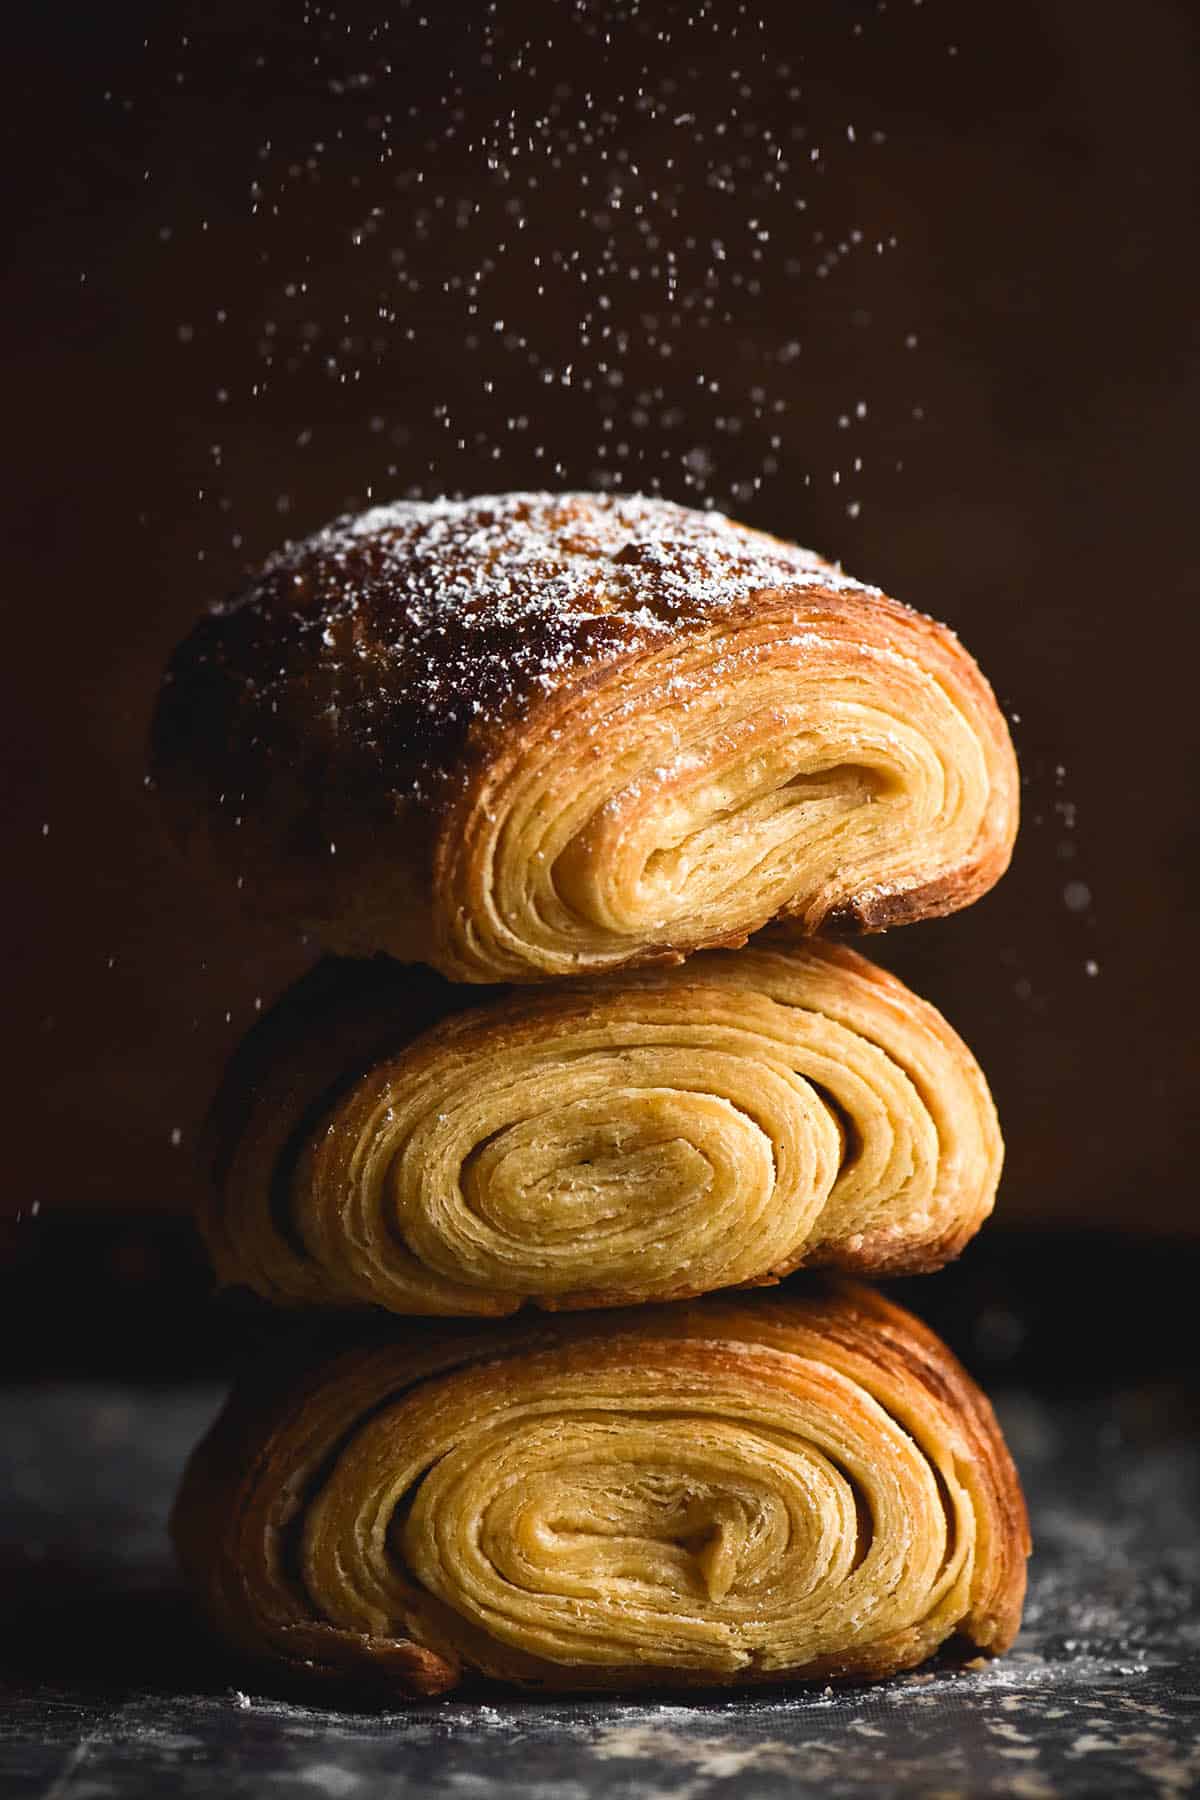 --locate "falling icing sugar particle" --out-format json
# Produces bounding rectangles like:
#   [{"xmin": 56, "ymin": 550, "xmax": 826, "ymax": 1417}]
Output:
[
  {"xmin": 1084, "ymin": 959, "xmax": 1099, "ymax": 977},
  {"xmin": 170, "ymin": 1127, "xmax": 183, "ymax": 1148},
  {"xmin": 1063, "ymin": 881, "xmax": 1092, "ymax": 914}
]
